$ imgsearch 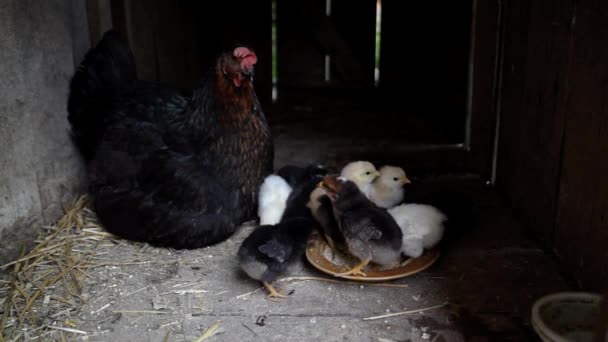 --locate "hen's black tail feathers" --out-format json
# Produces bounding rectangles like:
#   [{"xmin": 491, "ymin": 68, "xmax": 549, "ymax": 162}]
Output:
[{"xmin": 68, "ymin": 30, "xmax": 137, "ymax": 160}]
